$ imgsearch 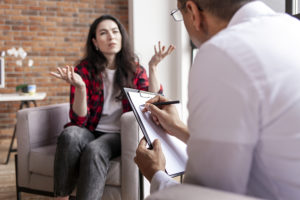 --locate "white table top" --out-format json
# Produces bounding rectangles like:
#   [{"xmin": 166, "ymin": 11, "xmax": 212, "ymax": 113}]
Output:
[{"xmin": 0, "ymin": 92, "xmax": 47, "ymax": 102}]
